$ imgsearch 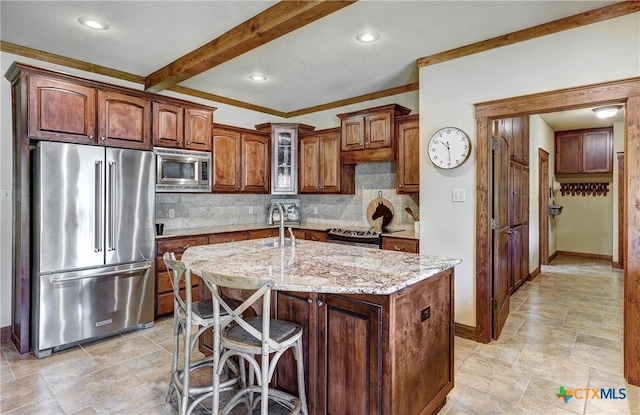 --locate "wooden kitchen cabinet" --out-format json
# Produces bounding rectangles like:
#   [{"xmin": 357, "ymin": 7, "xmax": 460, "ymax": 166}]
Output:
[
  {"xmin": 396, "ymin": 114, "xmax": 420, "ymax": 193},
  {"xmin": 97, "ymin": 90, "xmax": 151, "ymax": 149},
  {"xmin": 152, "ymin": 104, "xmax": 213, "ymax": 151},
  {"xmin": 155, "ymin": 236, "xmax": 208, "ymax": 318},
  {"xmin": 299, "ymin": 128, "xmax": 355, "ymax": 194},
  {"xmin": 212, "ymin": 125, "xmax": 269, "ymax": 193},
  {"xmin": 304, "ymin": 230, "xmax": 327, "ymax": 242},
  {"xmin": 555, "ymin": 127, "xmax": 612, "ymax": 174},
  {"xmin": 338, "ymin": 104, "xmax": 412, "ymax": 163},
  {"xmin": 27, "ymin": 75, "xmax": 97, "ymax": 144},
  {"xmin": 382, "ymin": 236, "xmax": 419, "ymax": 253}
]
